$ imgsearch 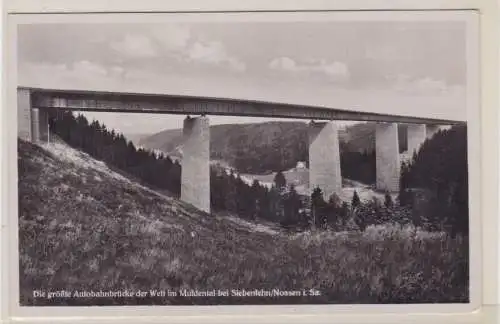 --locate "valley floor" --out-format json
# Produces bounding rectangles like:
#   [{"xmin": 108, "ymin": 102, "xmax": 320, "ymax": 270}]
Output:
[
  {"xmin": 18, "ymin": 139, "xmax": 468, "ymax": 306},
  {"xmin": 240, "ymin": 169, "xmax": 397, "ymax": 203}
]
